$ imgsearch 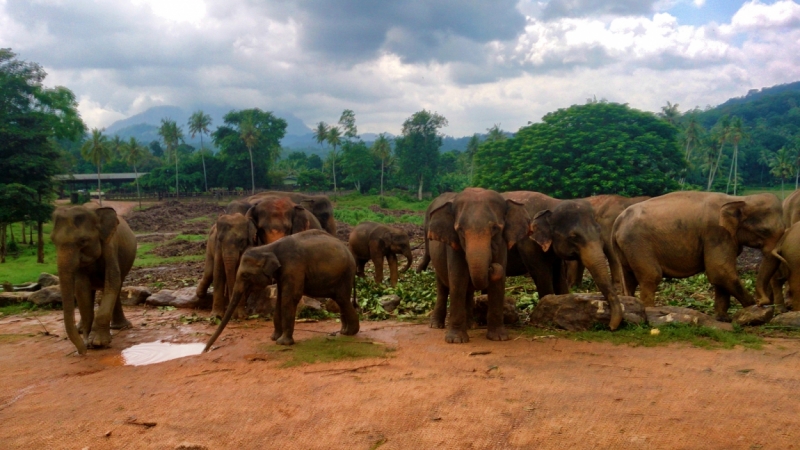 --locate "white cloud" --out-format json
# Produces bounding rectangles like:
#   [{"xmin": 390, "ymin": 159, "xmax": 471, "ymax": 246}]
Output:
[{"xmin": 729, "ymin": 0, "xmax": 800, "ymax": 32}]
